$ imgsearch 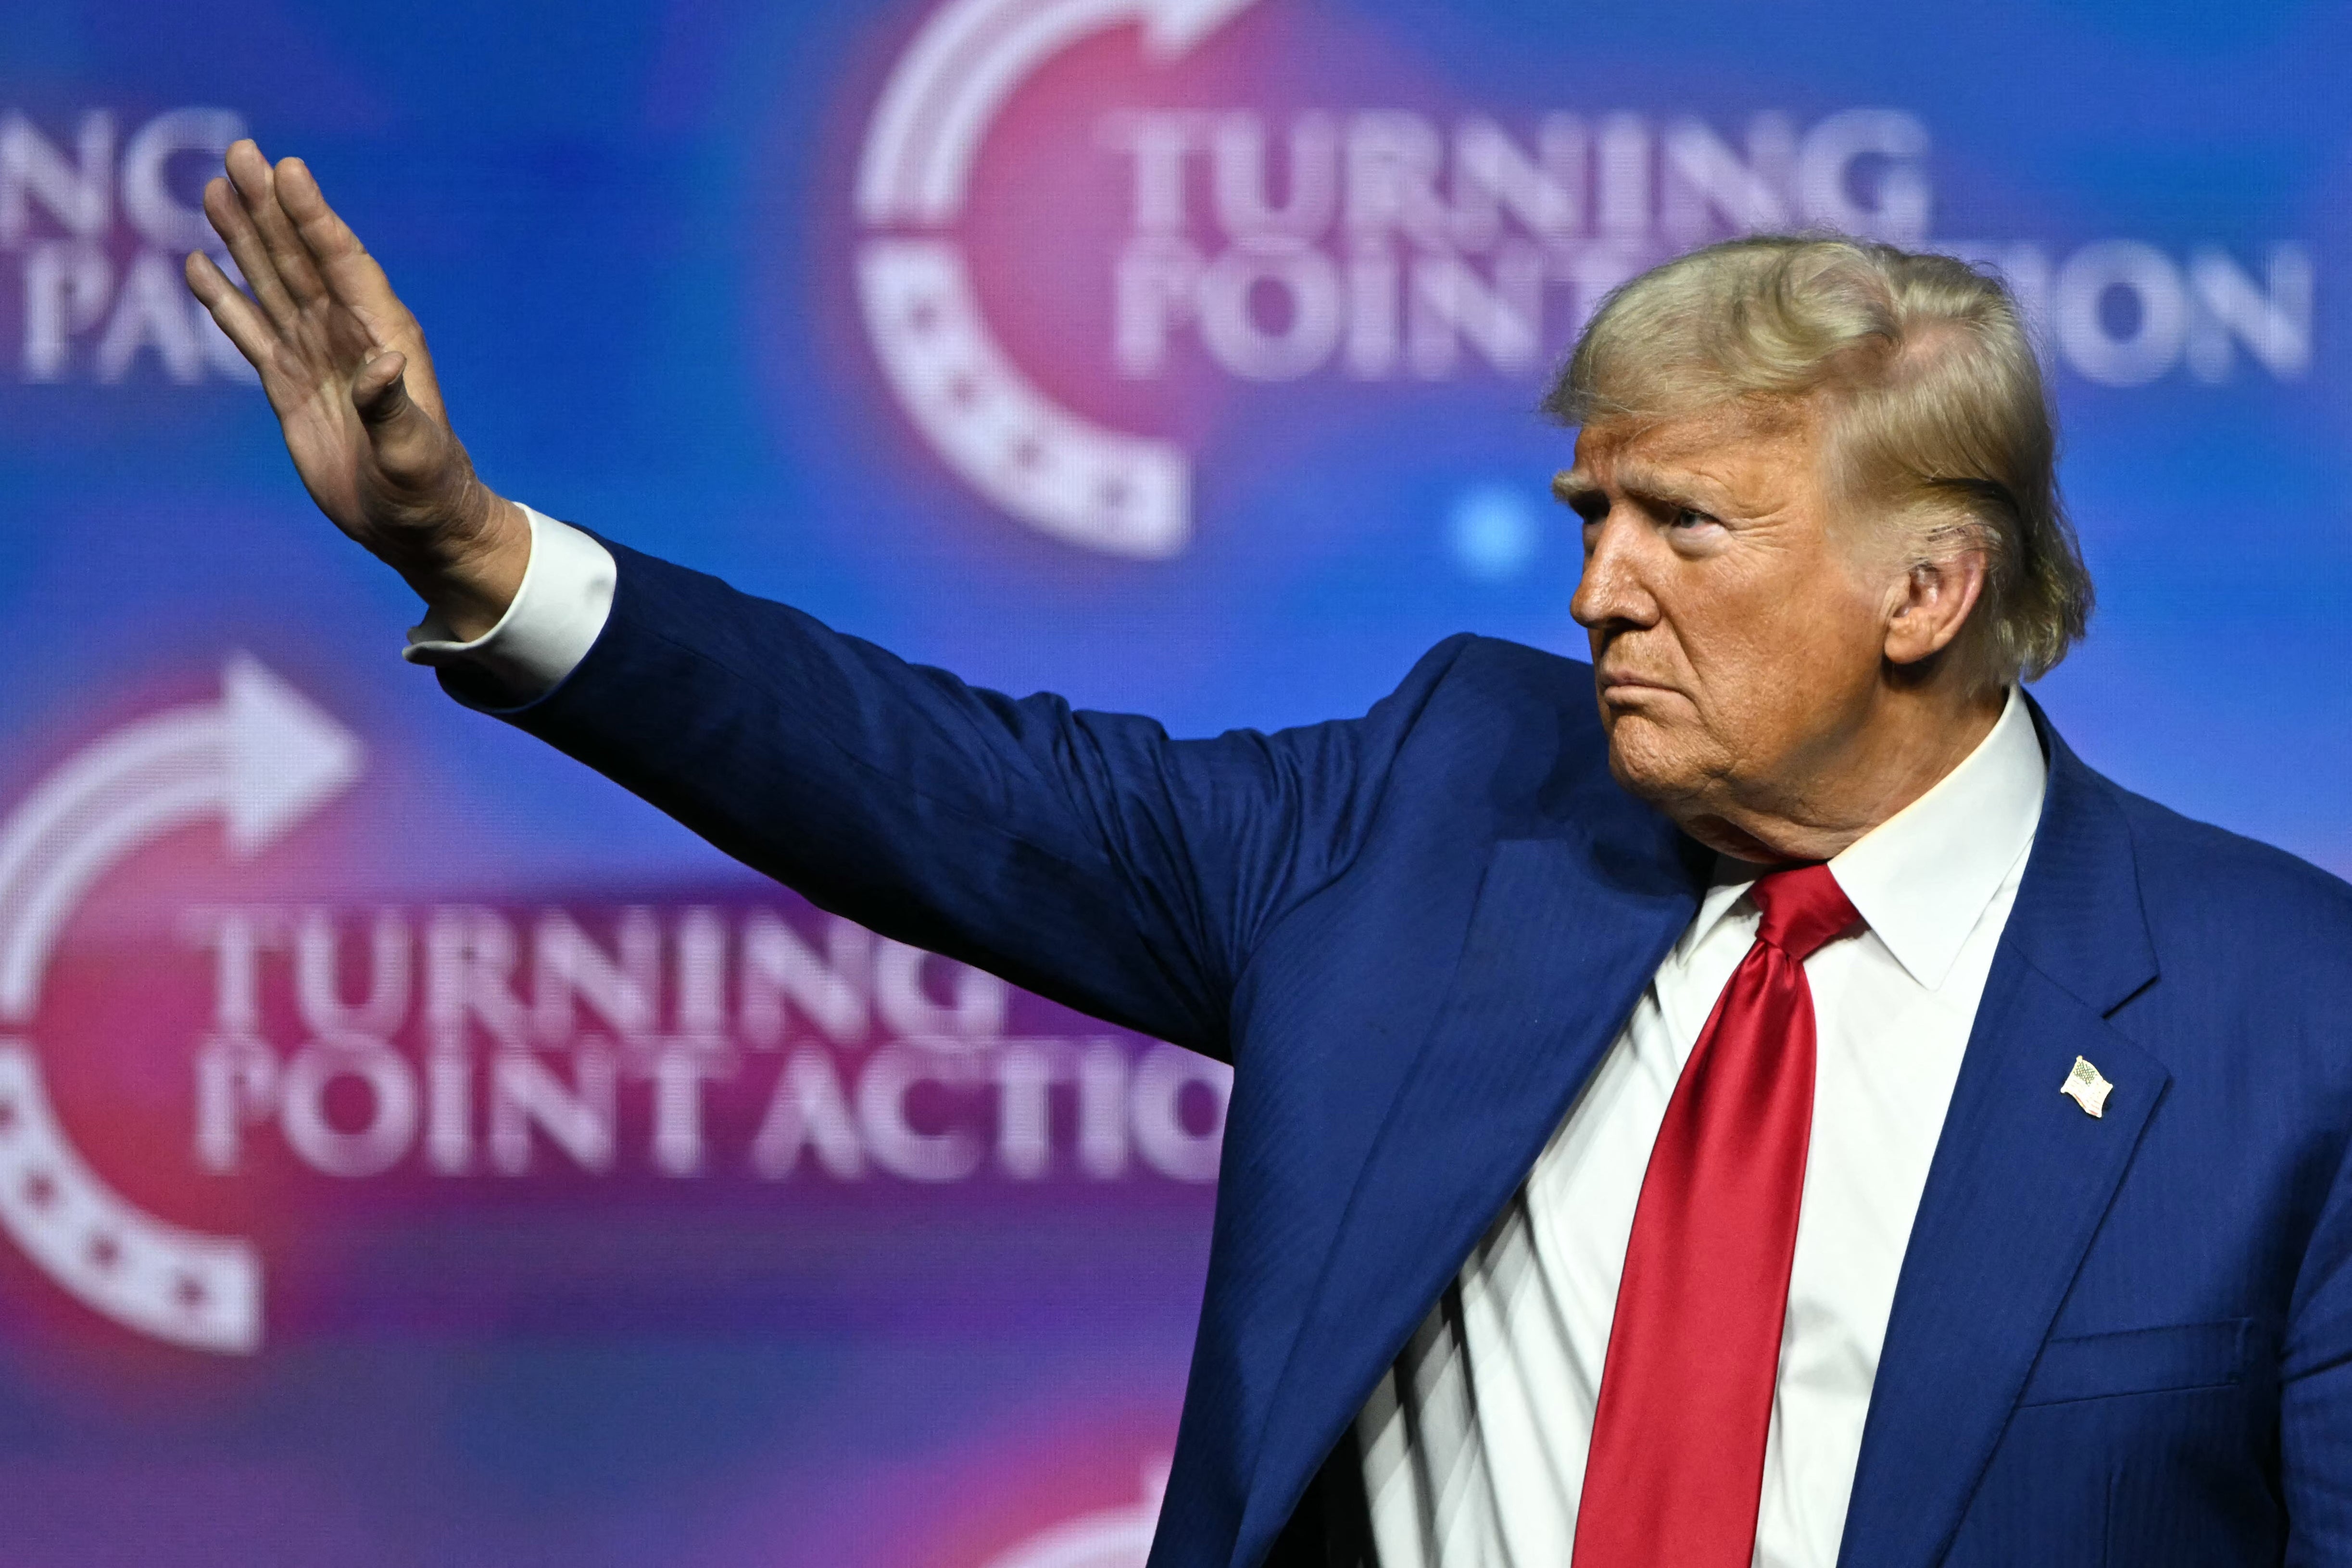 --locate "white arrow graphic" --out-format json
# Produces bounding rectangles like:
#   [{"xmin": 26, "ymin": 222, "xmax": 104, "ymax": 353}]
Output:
[
  {"xmin": 979, "ymin": 1462, "xmax": 1166, "ymax": 1568},
  {"xmin": 857, "ymin": 0, "xmax": 1258, "ymax": 225},
  {"xmin": 854, "ymin": 0, "xmax": 1261, "ymax": 558},
  {"xmin": 0, "ymin": 654, "xmax": 362, "ymax": 1352}
]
